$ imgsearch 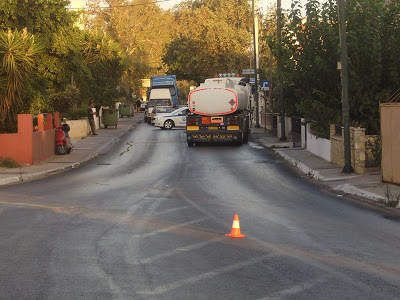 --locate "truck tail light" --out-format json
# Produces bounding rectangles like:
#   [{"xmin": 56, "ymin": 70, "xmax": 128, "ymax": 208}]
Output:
[
  {"xmin": 227, "ymin": 117, "xmax": 238, "ymax": 126},
  {"xmin": 202, "ymin": 117, "xmax": 211, "ymax": 125},
  {"xmin": 187, "ymin": 116, "xmax": 198, "ymax": 126}
]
